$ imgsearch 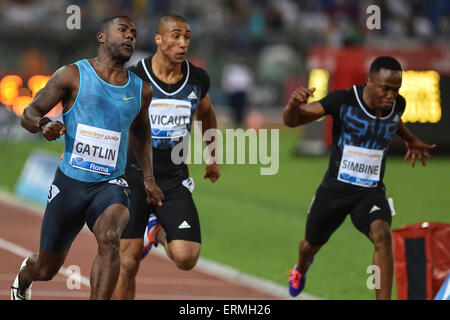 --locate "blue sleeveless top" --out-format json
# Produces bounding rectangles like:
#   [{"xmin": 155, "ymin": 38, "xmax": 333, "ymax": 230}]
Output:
[{"xmin": 59, "ymin": 59, "xmax": 142, "ymax": 182}]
